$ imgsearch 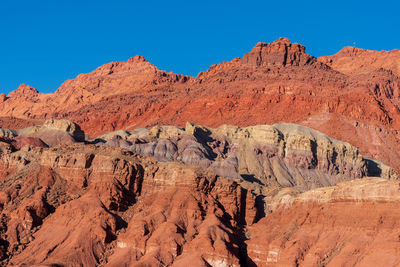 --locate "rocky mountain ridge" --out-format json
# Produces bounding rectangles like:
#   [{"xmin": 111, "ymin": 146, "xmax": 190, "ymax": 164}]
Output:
[
  {"xmin": 1, "ymin": 38, "xmax": 400, "ymax": 175},
  {"xmin": 2, "ymin": 37, "xmax": 400, "ymax": 266}
]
